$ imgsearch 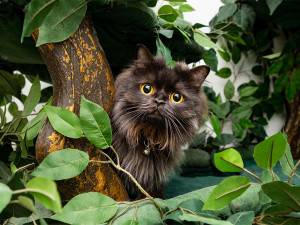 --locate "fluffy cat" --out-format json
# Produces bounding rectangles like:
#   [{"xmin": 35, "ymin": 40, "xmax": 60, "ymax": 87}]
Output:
[{"xmin": 110, "ymin": 44, "xmax": 210, "ymax": 199}]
